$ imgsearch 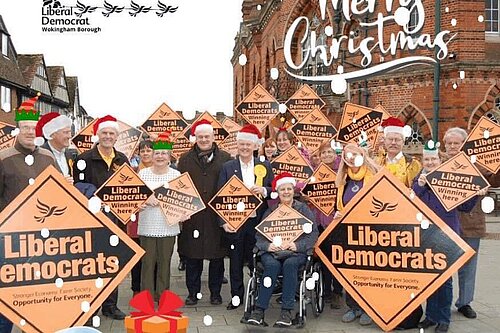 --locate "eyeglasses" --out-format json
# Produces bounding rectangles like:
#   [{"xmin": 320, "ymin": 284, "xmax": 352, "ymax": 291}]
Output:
[{"xmin": 19, "ymin": 125, "xmax": 36, "ymax": 133}]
